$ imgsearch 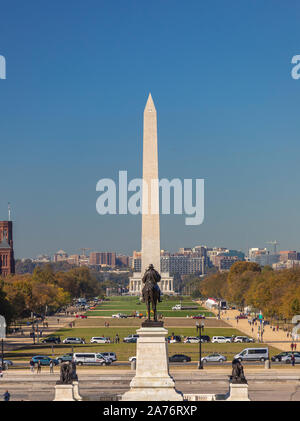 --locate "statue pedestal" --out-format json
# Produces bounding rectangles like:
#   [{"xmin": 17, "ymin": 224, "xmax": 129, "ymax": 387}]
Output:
[
  {"xmin": 53, "ymin": 384, "xmax": 76, "ymax": 401},
  {"xmin": 122, "ymin": 327, "xmax": 183, "ymax": 401},
  {"xmin": 226, "ymin": 383, "xmax": 250, "ymax": 401}
]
